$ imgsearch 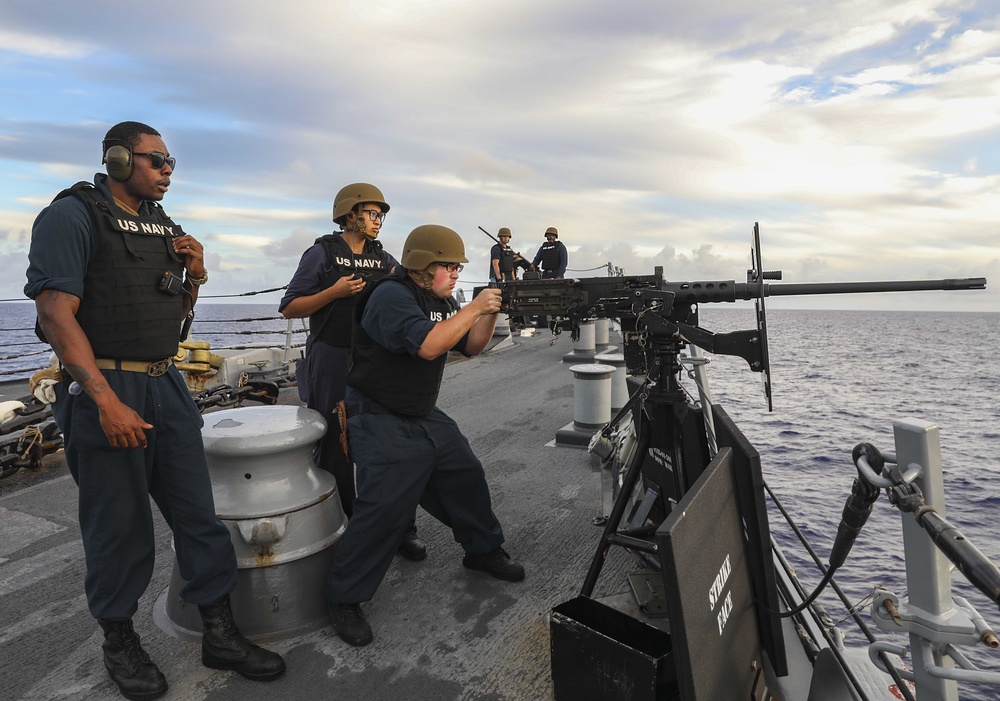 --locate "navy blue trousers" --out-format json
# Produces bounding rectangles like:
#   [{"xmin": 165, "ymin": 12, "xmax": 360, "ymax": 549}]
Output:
[
  {"xmin": 325, "ymin": 403, "xmax": 505, "ymax": 604},
  {"xmin": 53, "ymin": 366, "xmax": 236, "ymax": 620}
]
